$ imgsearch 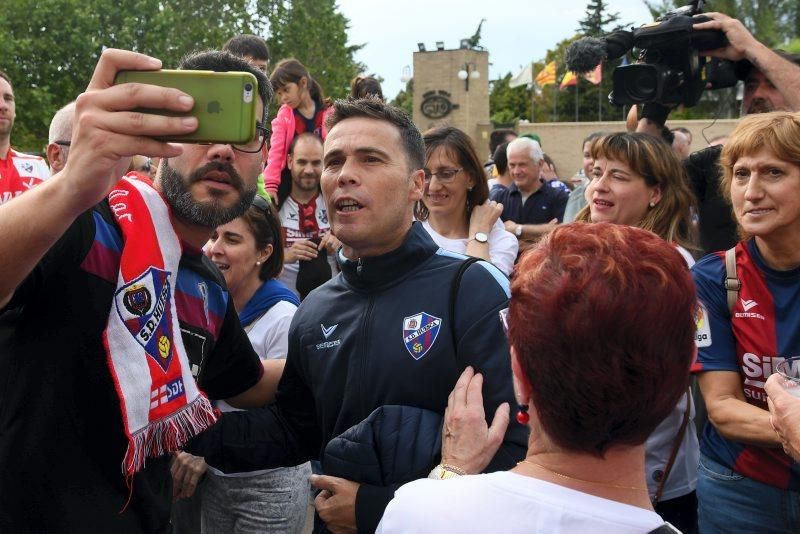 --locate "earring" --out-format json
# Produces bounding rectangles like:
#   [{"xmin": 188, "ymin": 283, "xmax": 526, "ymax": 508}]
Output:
[
  {"xmin": 256, "ymin": 261, "xmax": 262, "ymax": 266},
  {"xmin": 516, "ymin": 404, "xmax": 530, "ymax": 425},
  {"xmin": 468, "ymin": 186, "xmax": 473, "ymax": 192},
  {"xmin": 649, "ymin": 201, "xmax": 656, "ymax": 208}
]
